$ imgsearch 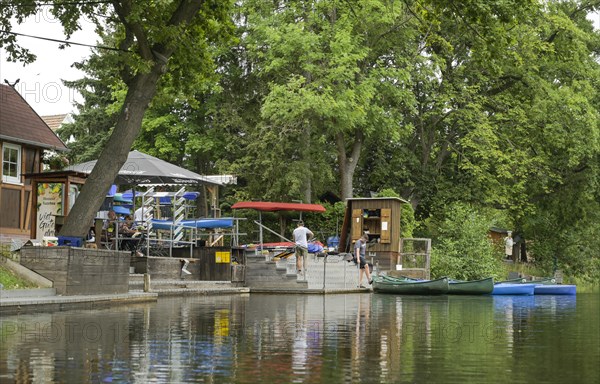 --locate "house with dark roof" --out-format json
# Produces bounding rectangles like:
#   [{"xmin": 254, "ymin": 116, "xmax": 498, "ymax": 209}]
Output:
[{"xmin": 0, "ymin": 84, "xmax": 68, "ymax": 244}]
